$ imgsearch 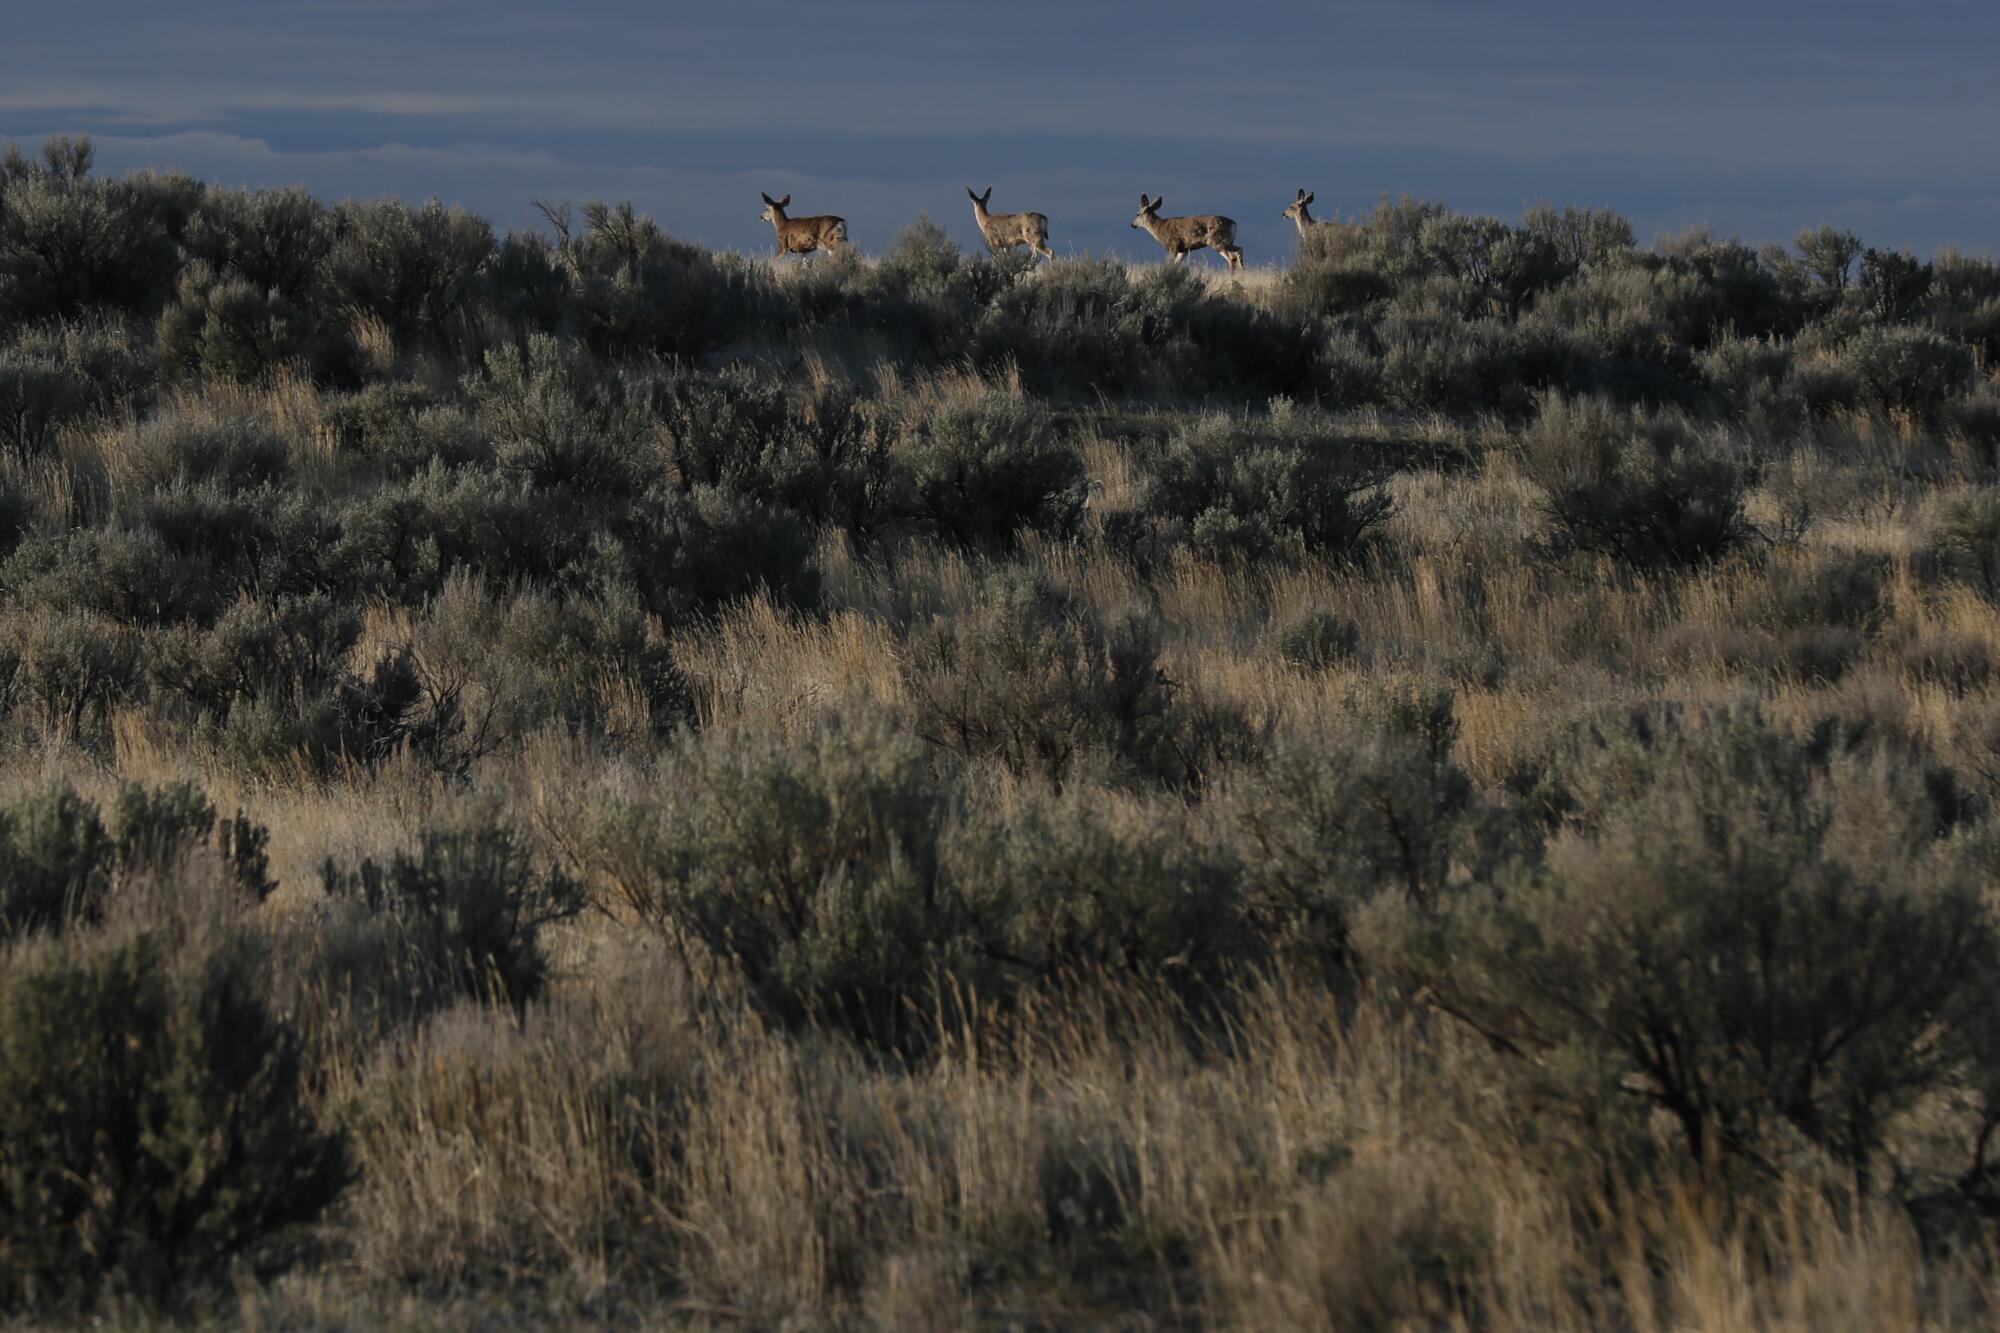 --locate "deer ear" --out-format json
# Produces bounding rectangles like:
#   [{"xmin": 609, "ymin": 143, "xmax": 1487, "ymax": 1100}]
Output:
[
  {"xmin": 1139, "ymin": 194, "xmax": 1150, "ymax": 207},
  {"xmin": 1304, "ymin": 192, "xmax": 1314, "ymax": 205},
  {"xmin": 967, "ymin": 187, "xmax": 977, "ymax": 201},
  {"xmin": 777, "ymin": 194, "xmax": 790, "ymax": 208},
  {"xmin": 1296, "ymin": 188, "xmax": 1307, "ymax": 200},
  {"xmin": 761, "ymin": 192, "xmax": 775, "ymax": 206},
  {"xmin": 1153, "ymin": 196, "xmax": 1164, "ymax": 211}
]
